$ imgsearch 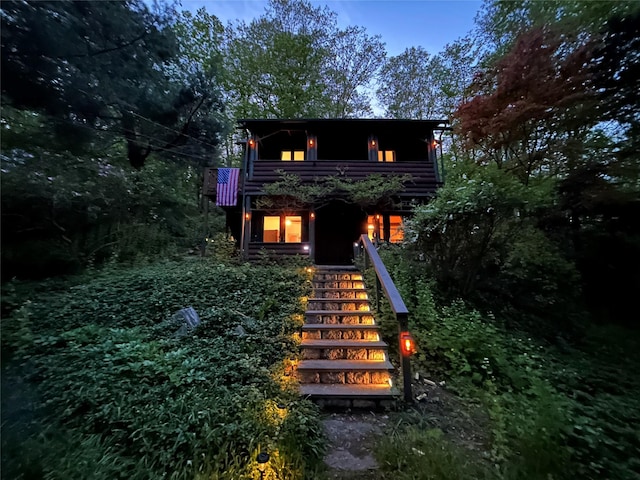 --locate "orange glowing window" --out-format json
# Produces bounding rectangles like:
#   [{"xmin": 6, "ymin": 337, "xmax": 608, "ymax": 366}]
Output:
[
  {"xmin": 263, "ymin": 216, "xmax": 280, "ymax": 242},
  {"xmin": 377, "ymin": 150, "xmax": 395, "ymax": 162},
  {"xmin": 281, "ymin": 150, "xmax": 305, "ymax": 161},
  {"xmin": 285, "ymin": 216, "xmax": 302, "ymax": 243},
  {"xmin": 389, "ymin": 215, "xmax": 404, "ymax": 243},
  {"xmin": 366, "ymin": 215, "xmax": 384, "ymax": 241}
]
